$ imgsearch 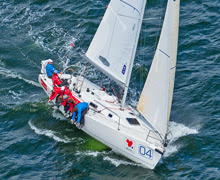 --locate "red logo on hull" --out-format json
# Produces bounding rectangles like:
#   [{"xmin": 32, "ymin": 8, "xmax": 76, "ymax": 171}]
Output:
[{"xmin": 126, "ymin": 139, "xmax": 133, "ymax": 147}]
